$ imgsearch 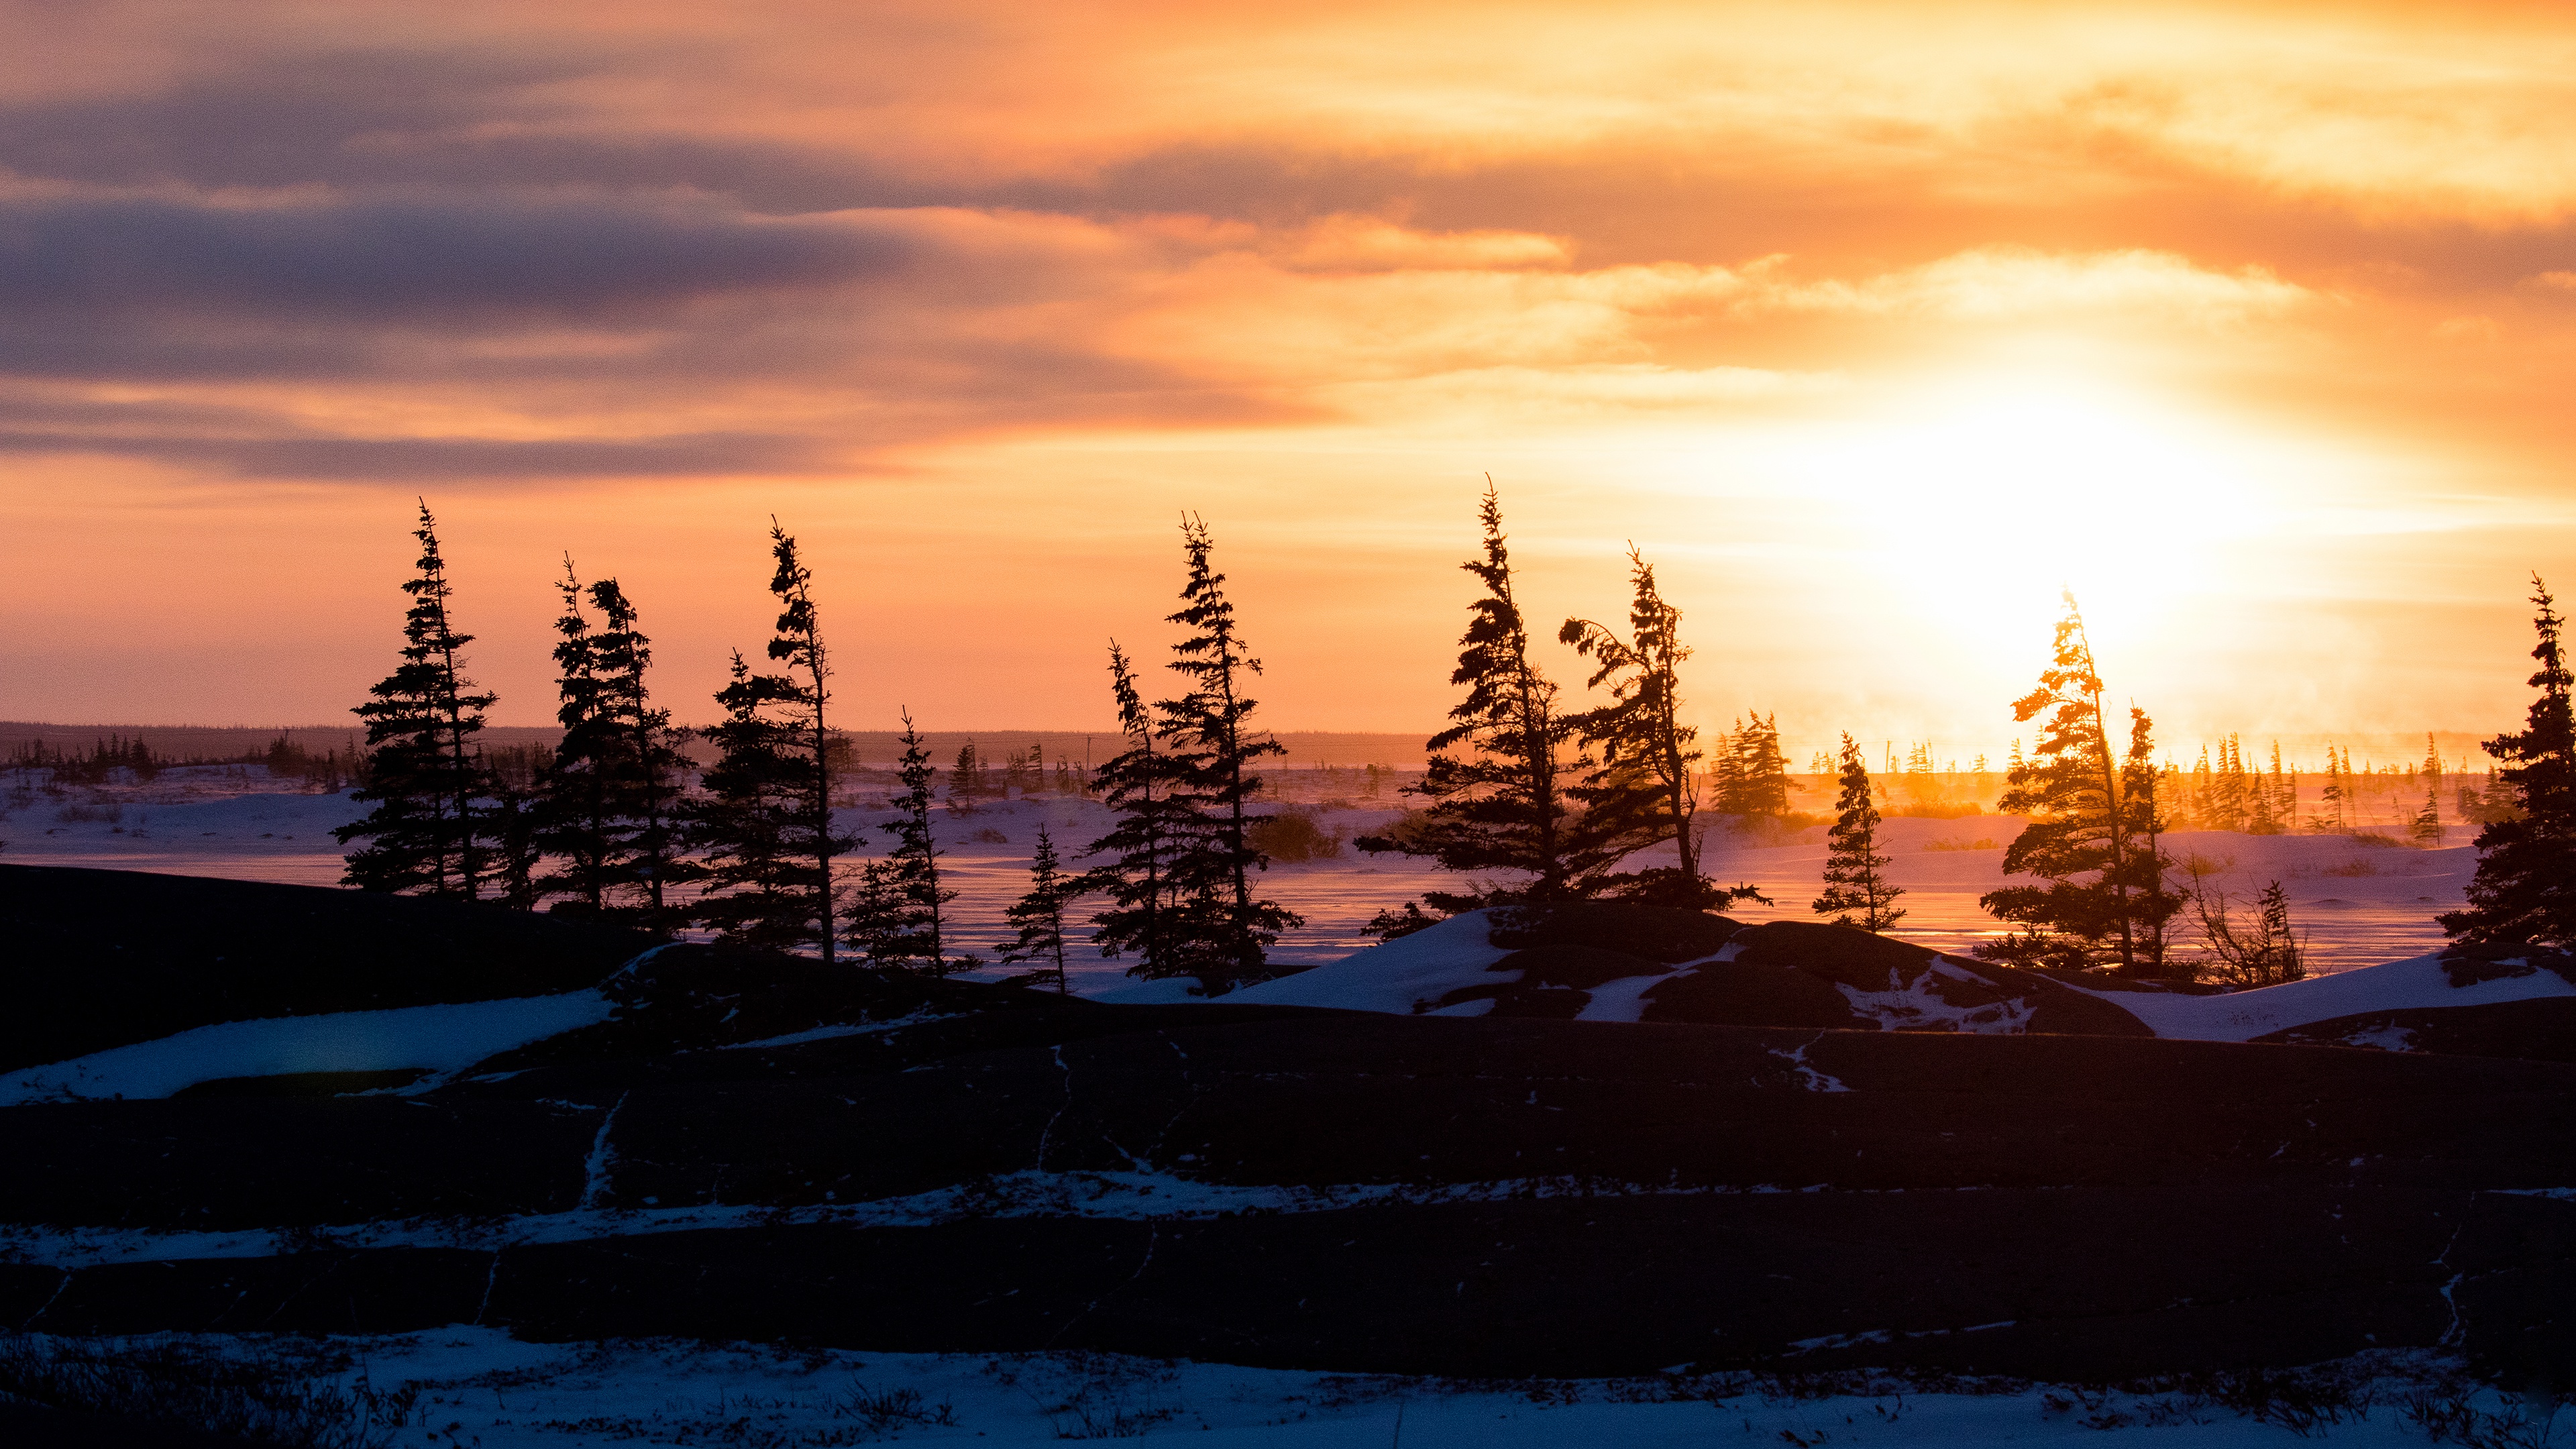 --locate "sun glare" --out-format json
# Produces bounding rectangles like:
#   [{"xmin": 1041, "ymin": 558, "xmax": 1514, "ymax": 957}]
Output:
[{"xmin": 1757, "ymin": 377, "xmax": 2300, "ymax": 655}]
